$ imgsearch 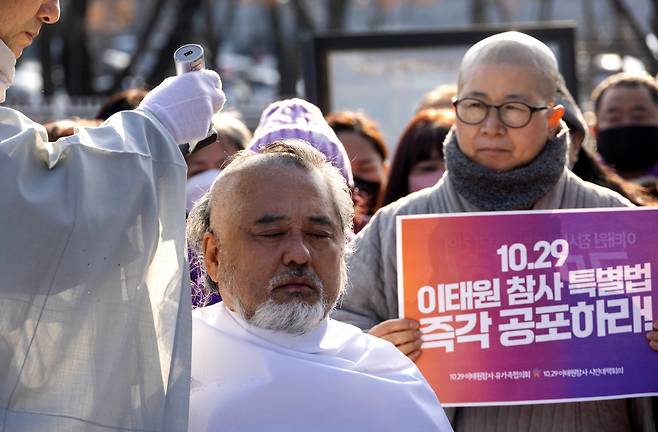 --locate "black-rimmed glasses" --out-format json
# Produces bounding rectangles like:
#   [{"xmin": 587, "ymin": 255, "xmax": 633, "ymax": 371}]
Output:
[{"xmin": 453, "ymin": 98, "xmax": 549, "ymax": 128}]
